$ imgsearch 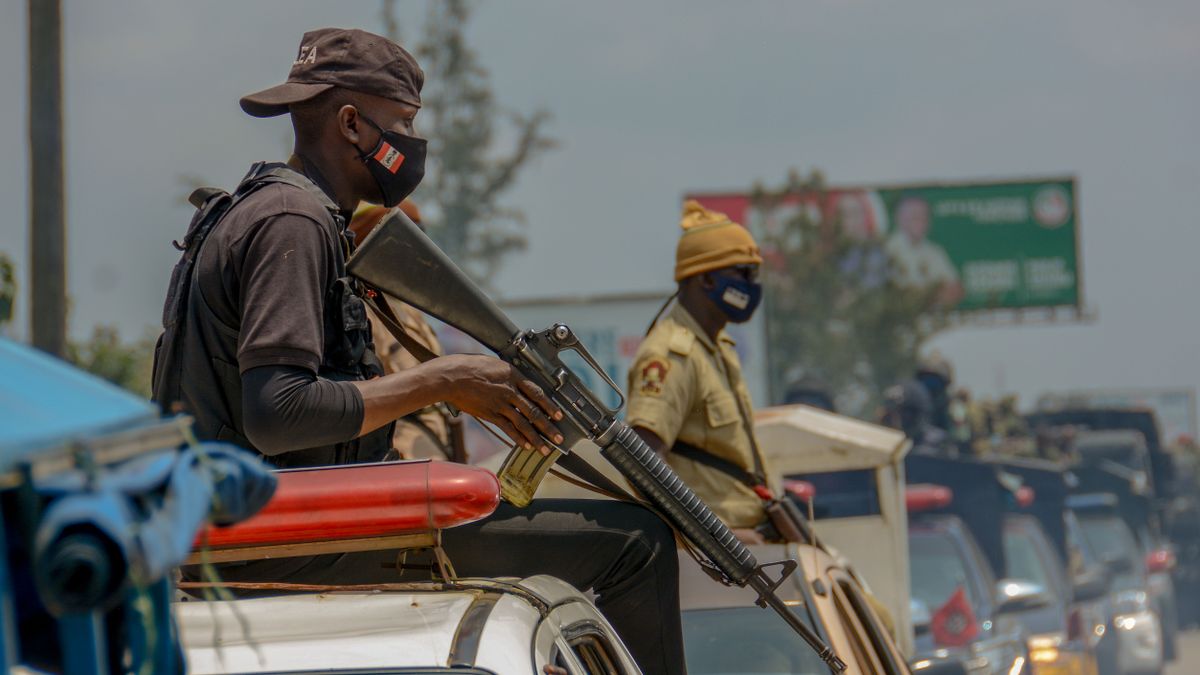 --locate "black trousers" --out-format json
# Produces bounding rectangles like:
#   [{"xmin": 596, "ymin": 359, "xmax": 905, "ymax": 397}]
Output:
[{"xmin": 203, "ymin": 499, "xmax": 685, "ymax": 675}]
